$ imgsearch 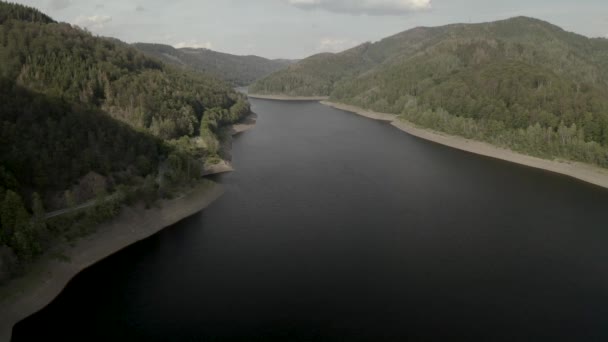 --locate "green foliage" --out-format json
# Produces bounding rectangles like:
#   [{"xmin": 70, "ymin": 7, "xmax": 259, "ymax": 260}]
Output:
[
  {"xmin": 0, "ymin": 1, "xmax": 54, "ymax": 24},
  {"xmin": 0, "ymin": 166, "xmax": 18, "ymax": 191},
  {"xmin": 0, "ymin": 82, "xmax": 163, "ymax": 193},
  {"xmin": 396, "ymin": 105, "xmax": 608, "ymax": 167},
  {"xmin": 133, "ymin": 43, "xmax": 294, "ymax": 86},
  {"xmin": 252, "ymin": 16, "xmax": 608, "ymax": 168},
  {"xmin": 0, "ymin": 190, "xmax": 39, "ymax": 260},
  {"xmin": 249, "ymin": 43, "xmax": 376, "ymax": 96},
  {"xmin": 0, "ymin": 245, "xmax": 18, "ymax": 283},
  {"xmin": 140, "ymin": 175, "xmax": 158, "ymax": 208},
  {"xmin": 64, "ymin": 190, "xmax": 76, "ymax": 209},
  {"xmin": 46, "ymin": 193, "xmax": 124, "ymax": 240},
  {"xmin": 31, "ymin": 193, "xmax": 44, "ymax": 219},
  {"xmin": 0, "ymin": 2, "xmax": 252, "ymax": 277},
  {"xmin": 0, "ymin": 3, "xmax": 250, "ymax": 141}
]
